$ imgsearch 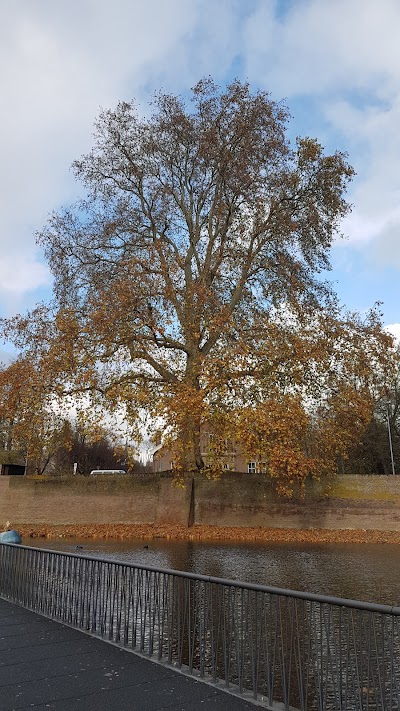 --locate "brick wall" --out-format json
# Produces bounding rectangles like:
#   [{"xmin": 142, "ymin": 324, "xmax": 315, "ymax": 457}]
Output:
[
  {"xmin": 0, "ymin": 476, "xmax": 193, "ymax": 527},
  {"xmin": 1, "ymin": 473, "xmax": 400, "ymax": 531},
  {"xmin": 194, "ymin": 474, "xmax": 400, "ymax": 530}
]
